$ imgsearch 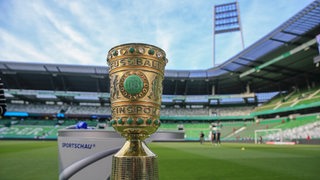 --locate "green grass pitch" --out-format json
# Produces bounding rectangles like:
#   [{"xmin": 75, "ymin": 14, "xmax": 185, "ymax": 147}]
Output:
[{"xmin": 0, "ymin": 141, "xmax": 319, "ymax": 180}]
